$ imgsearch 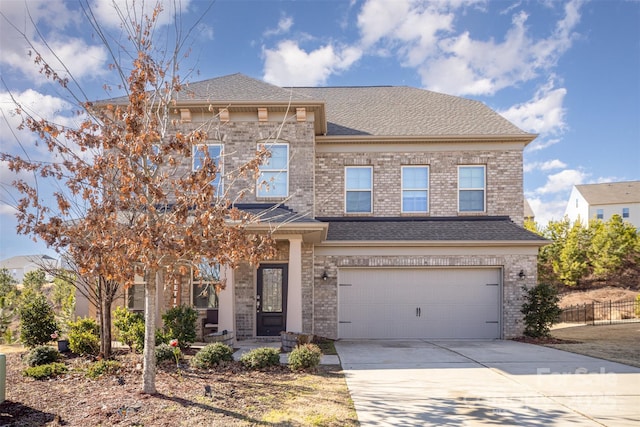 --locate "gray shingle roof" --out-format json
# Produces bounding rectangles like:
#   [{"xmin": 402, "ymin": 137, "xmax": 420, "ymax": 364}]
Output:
[
  {"xmin": 317, "ymin": 217, "xmax": 547, "ymax": 242},
  {"xmin": 292, "ymin": 86, "xmax": 530, "ymax": 137},
  {"xmin": 235, "ymin": 204, "xmax": 320, "ymax": 224},
  {"xmin": 576, "ymin": 181, "xmax": 640, "ymax": 205}
]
